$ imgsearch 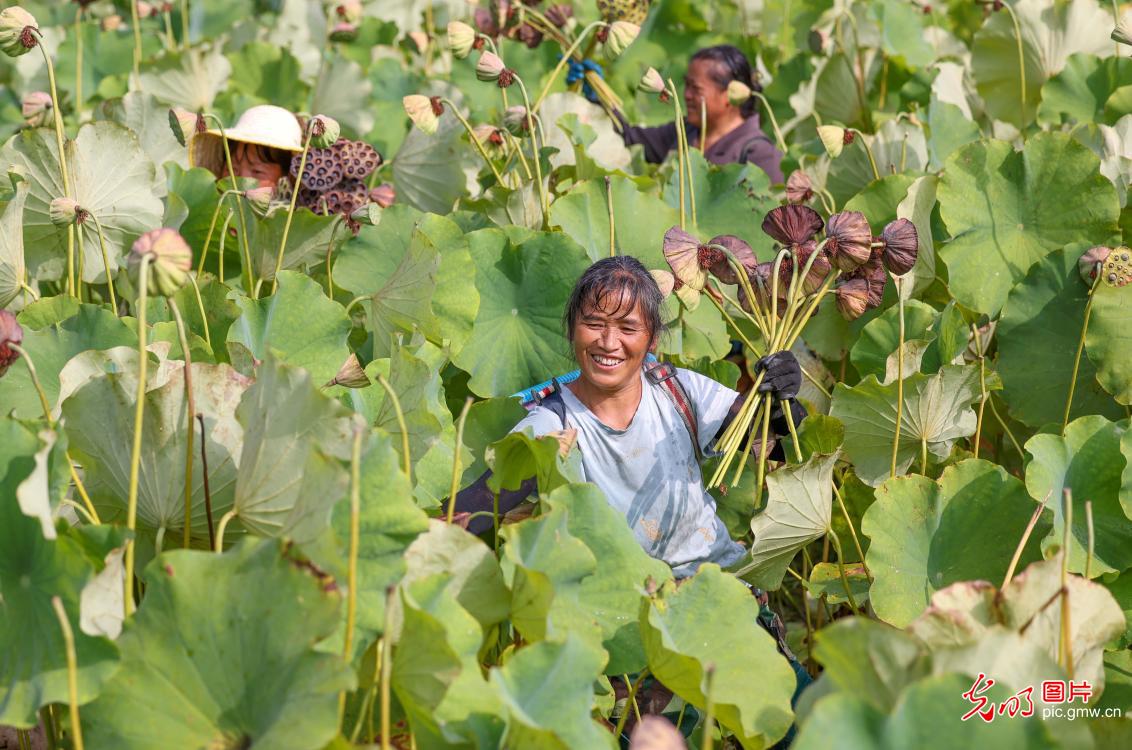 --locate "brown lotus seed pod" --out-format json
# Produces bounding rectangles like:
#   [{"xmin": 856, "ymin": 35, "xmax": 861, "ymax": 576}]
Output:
[
  {"xmin": 835, "ymin": 278, "xmax": 870, "ymax": 320},
  {"xmin": 825, "ymin": 211, "xmax": 873, "ymax": 271},
  {"xmin": 0, "ymin": 309, "xmax": 23, "ymax": 378}
]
